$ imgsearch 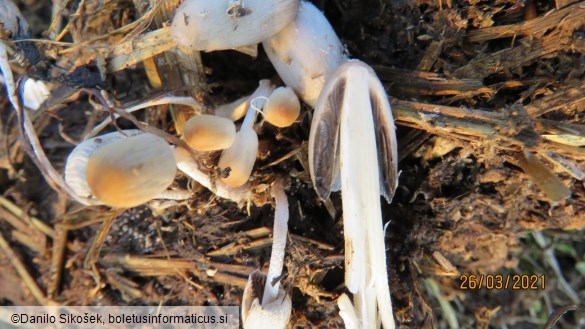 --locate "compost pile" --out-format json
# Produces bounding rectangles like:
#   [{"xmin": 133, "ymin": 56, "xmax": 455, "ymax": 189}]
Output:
[{"xmin": 1, "ymin": 0, "xmax": 584, "ymax": 328}]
